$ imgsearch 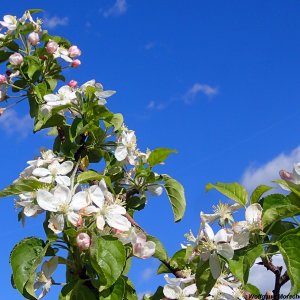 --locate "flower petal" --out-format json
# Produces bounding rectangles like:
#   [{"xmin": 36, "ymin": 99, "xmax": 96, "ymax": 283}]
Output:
[
  {"xmin": 37, "ymin": 190, "xmax": 59, "ymax": 212},
  {"xmin": 106, "ymin": 214, "xmax": 131, "ymax": 231},
  {"xmin": 163, "ymin": 285, "xmax": 181, "ymax": 299},
  {"xmin": 115, "ymin": 145, "xmax": 128, "ymax": 161},
  {"xmin": 57, "ymin": 161, "xmax": 74, "ymax": 175},
  {"xmin": 71, "ymin": 191, "xmax": 89, "ymax": 210},
  {"xmin": 32, "ymin": 167, "xmax": 50, "ymax": 177}
]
